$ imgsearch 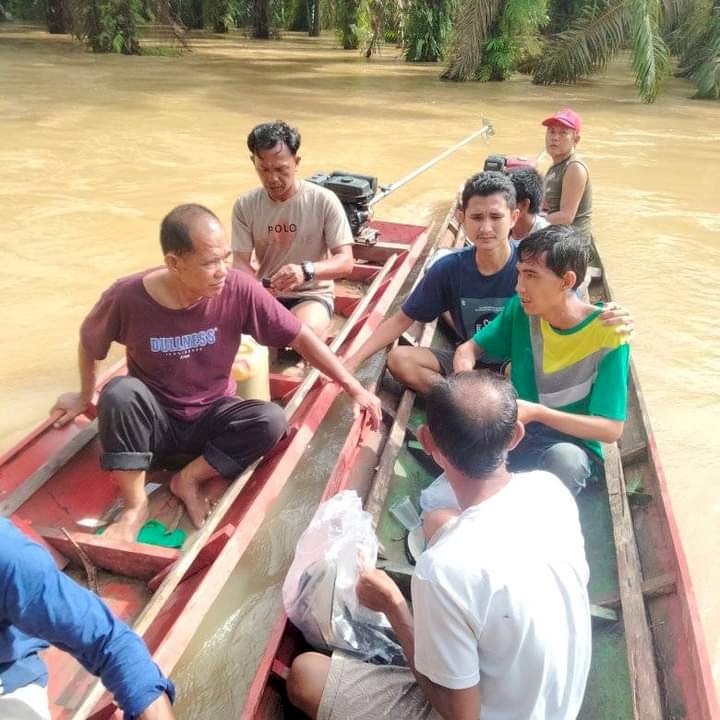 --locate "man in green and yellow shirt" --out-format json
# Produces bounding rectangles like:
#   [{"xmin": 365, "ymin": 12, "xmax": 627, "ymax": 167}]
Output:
[{"xmin": 454, "ymin": 225, "xmax": 629, "ymax": 494}]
